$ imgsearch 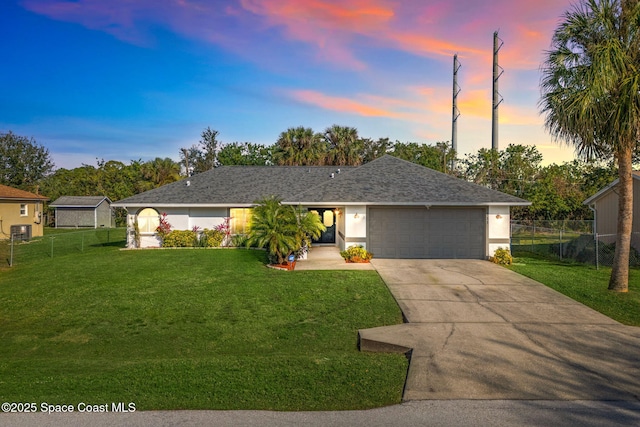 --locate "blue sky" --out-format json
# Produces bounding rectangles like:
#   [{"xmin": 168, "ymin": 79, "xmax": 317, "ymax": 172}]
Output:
[{"xmin": 1, "ymin": 0, "xmax": 577, "ymax": 169}]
